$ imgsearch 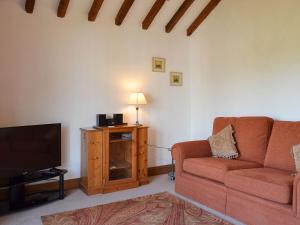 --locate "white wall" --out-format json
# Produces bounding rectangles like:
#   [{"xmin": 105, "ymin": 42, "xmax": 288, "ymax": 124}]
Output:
[
  {"xmin": 2, "ymin": 0, "xmax": 300, "ymax": 179},
  {"xmin": 0, "ymin": 0, "xmax": 200, "ymax": 179},
  {"xmin": 190, "ymin": 0, "xmax": 300, "ymax": 139}
]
